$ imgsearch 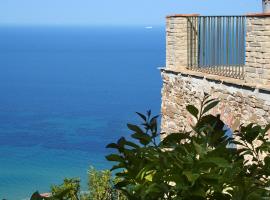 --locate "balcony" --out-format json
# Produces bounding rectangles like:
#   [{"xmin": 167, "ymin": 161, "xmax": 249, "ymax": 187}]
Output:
[
  {"xmin": 165, "ymin": 13, "xmax": 270, "ymax": 87},
  {"xmin": 187, "ymin": 16, "xmax": 246, "ymax": 79}
]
